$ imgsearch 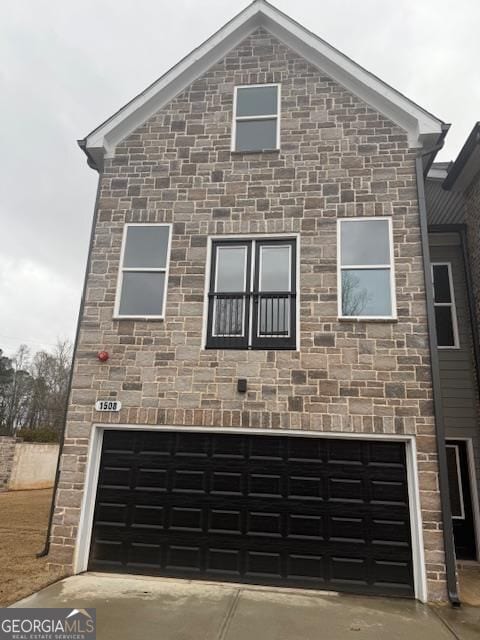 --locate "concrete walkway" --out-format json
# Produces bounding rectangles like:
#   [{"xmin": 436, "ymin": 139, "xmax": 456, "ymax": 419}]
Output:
[{"xmin": 11, "ymin": 573, "xmax": 480, "ymax": 640}]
